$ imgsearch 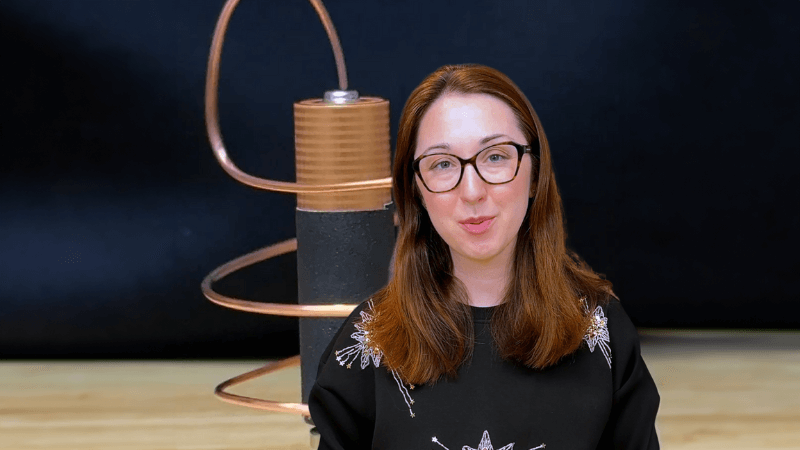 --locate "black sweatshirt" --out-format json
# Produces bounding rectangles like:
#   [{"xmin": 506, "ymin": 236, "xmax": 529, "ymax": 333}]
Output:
[{"xmin": 309, "ymin": 298, "xmax": 660, "ymax": 449}]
